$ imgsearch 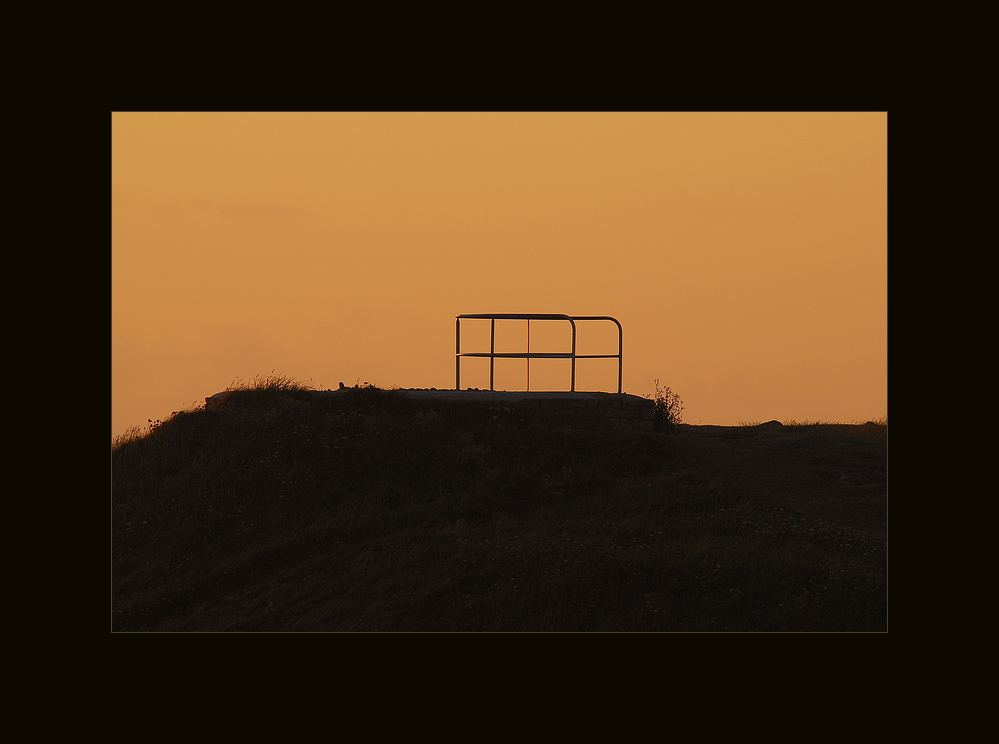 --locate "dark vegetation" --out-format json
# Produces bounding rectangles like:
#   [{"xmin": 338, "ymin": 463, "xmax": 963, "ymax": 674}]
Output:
[{"xmin": 112, "ymin": 377, "xmax": 887, "ymax": 632}]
